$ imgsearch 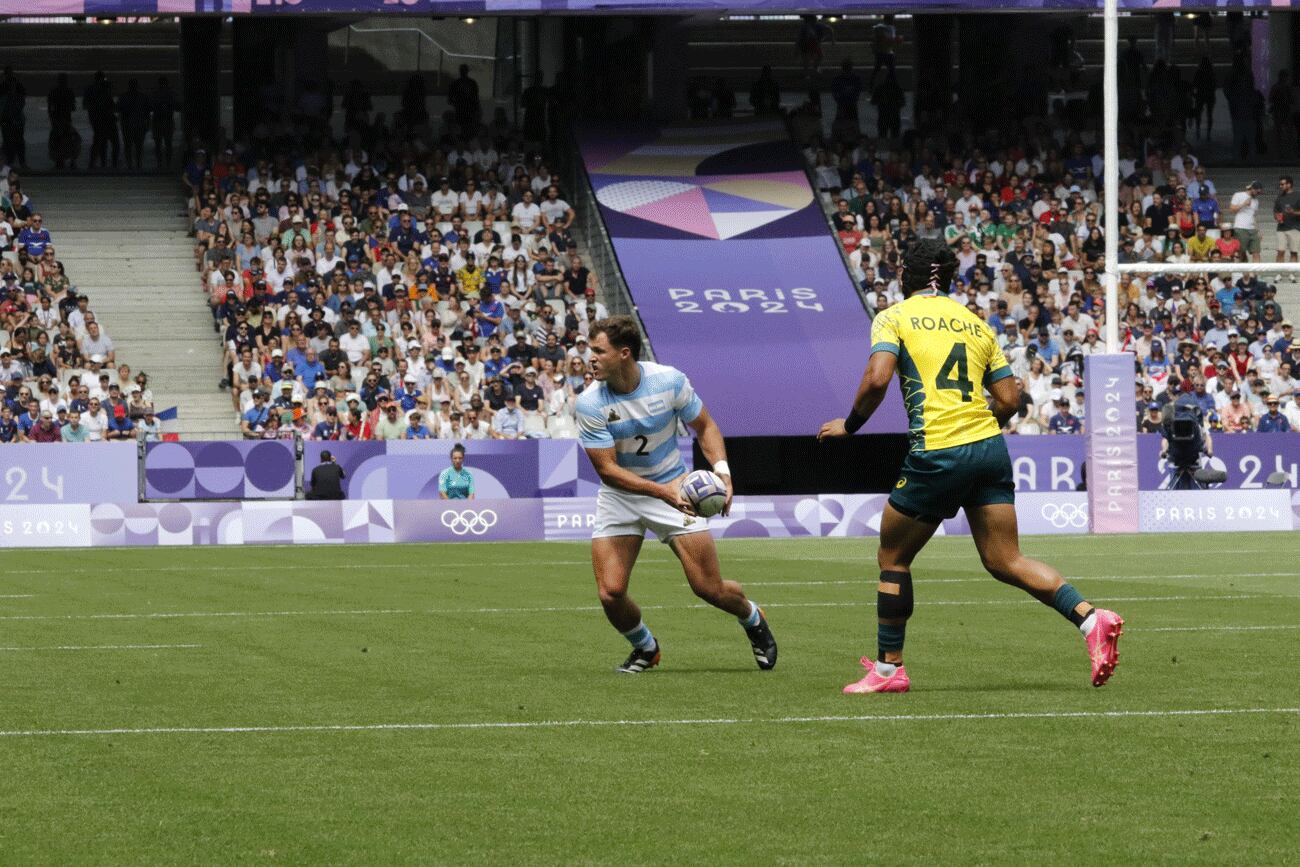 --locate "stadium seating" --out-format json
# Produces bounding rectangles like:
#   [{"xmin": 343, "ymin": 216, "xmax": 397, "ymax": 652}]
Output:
[
  {"xmin": 183, "ymin": 115, "xmax": 605, "ymax": 442},
  {"xmin": 808, "ymin": 142, "xmax": 1296, "ymax": 436},
  {"xmin": 0, "ymin": 166, "xmax": 165, "ymax": 443}
]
